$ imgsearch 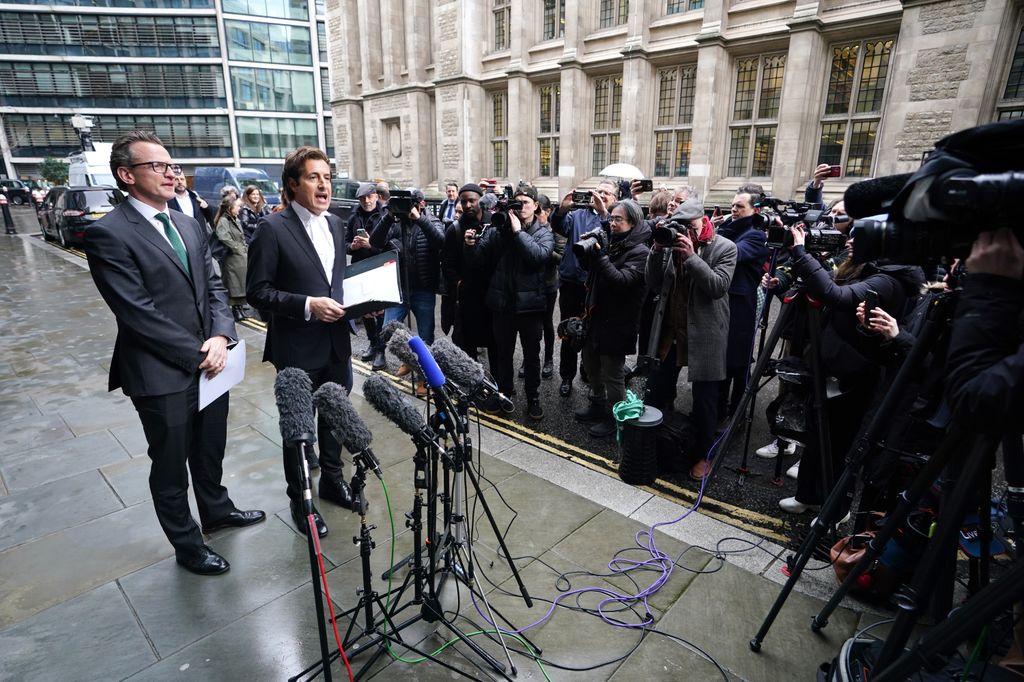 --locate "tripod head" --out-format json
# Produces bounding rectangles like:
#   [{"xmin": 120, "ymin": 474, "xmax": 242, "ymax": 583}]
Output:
[{"xmin": 349, "ymin": 452, "xmax": 372, "ymax": 516}]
